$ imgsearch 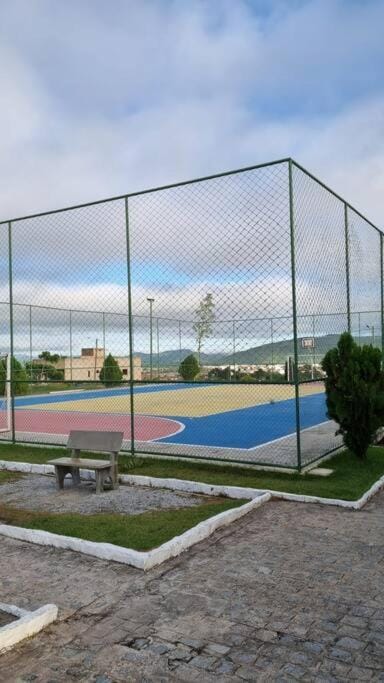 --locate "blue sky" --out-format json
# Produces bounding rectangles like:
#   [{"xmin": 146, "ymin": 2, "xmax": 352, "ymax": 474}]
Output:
[{"xmin": 0, "ymin": 0, "xmax": 383, "ymax": 355}]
